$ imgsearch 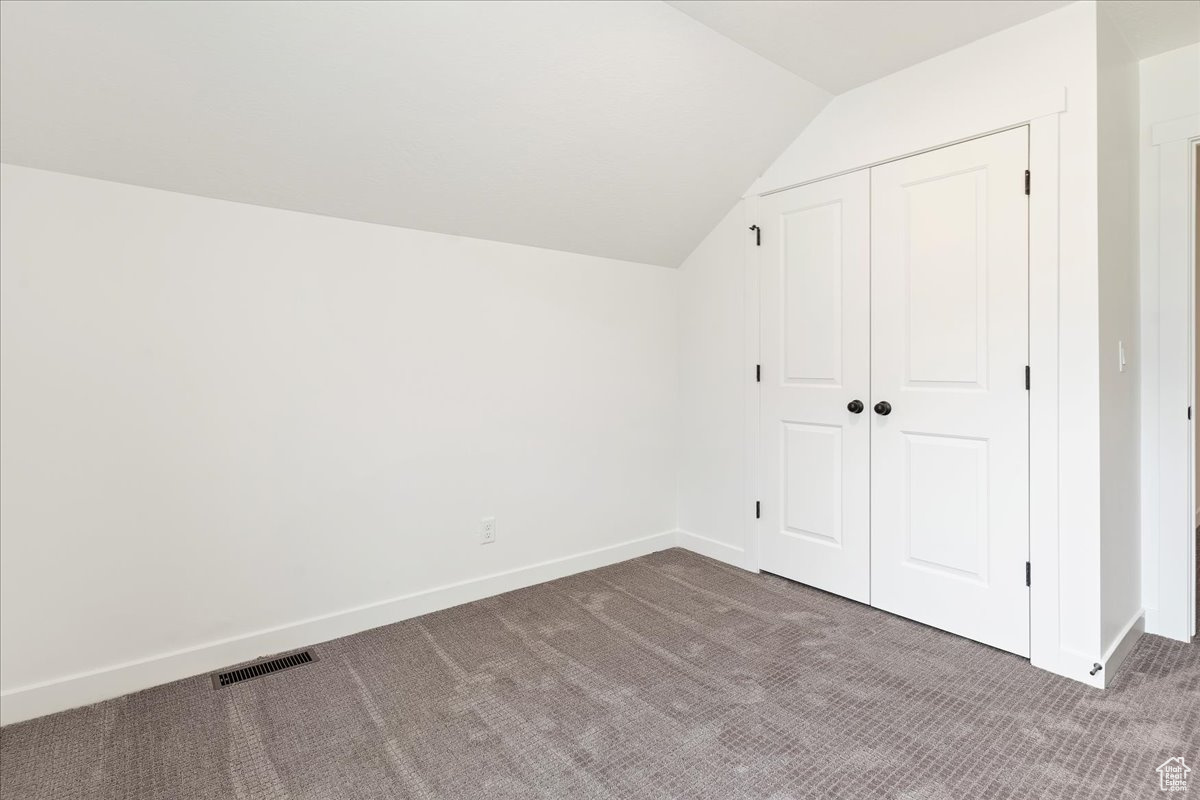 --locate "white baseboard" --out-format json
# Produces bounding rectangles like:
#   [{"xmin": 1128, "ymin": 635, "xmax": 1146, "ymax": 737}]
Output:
[
  {"xmin": 0, "ymin": 530, "xmax": 675, "ymax": 726},
  {"xmin": 1045, "ymin": 611, "xmax": 1145, "ymax": 690},
  {"xmin": 675, "ymin": 529, "xmax": 750, "ymax": 571},
  {"xmin": 1144, "ymin": 605, "xmax": 1160, "ymax": 635},
  {"xmin": 1098, "ymin": 610, "xmax": 1145, "ymax": 689},
  {"xmin": 1037, "ymin": 647, "xmax": 1102, "ymax": 689}
]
